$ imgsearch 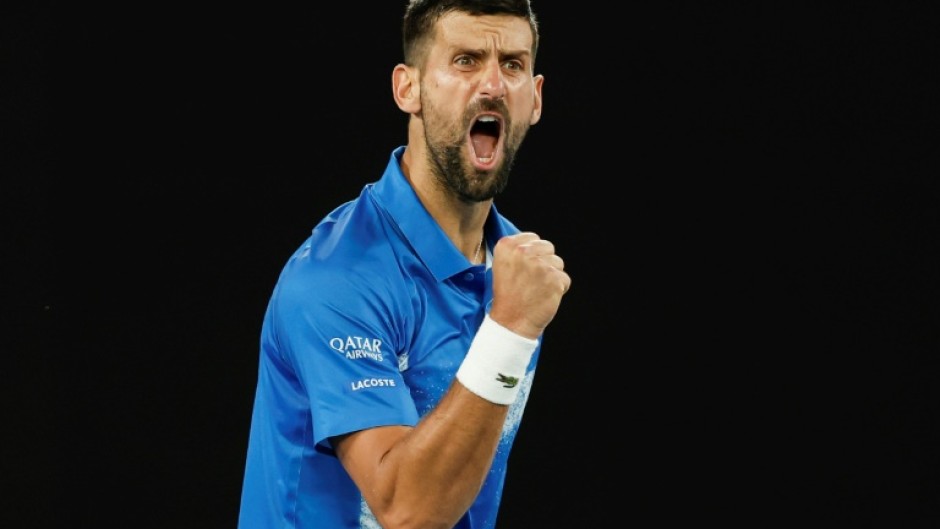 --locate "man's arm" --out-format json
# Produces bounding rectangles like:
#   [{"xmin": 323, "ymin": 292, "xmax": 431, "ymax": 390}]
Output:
[
  {"xmin": 333, "ymin": 232, "xmax": 570, "ymax": 529},
  {"xmin": 333, "ymin": 383, "xmax": 509, "ymax": 529}
]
